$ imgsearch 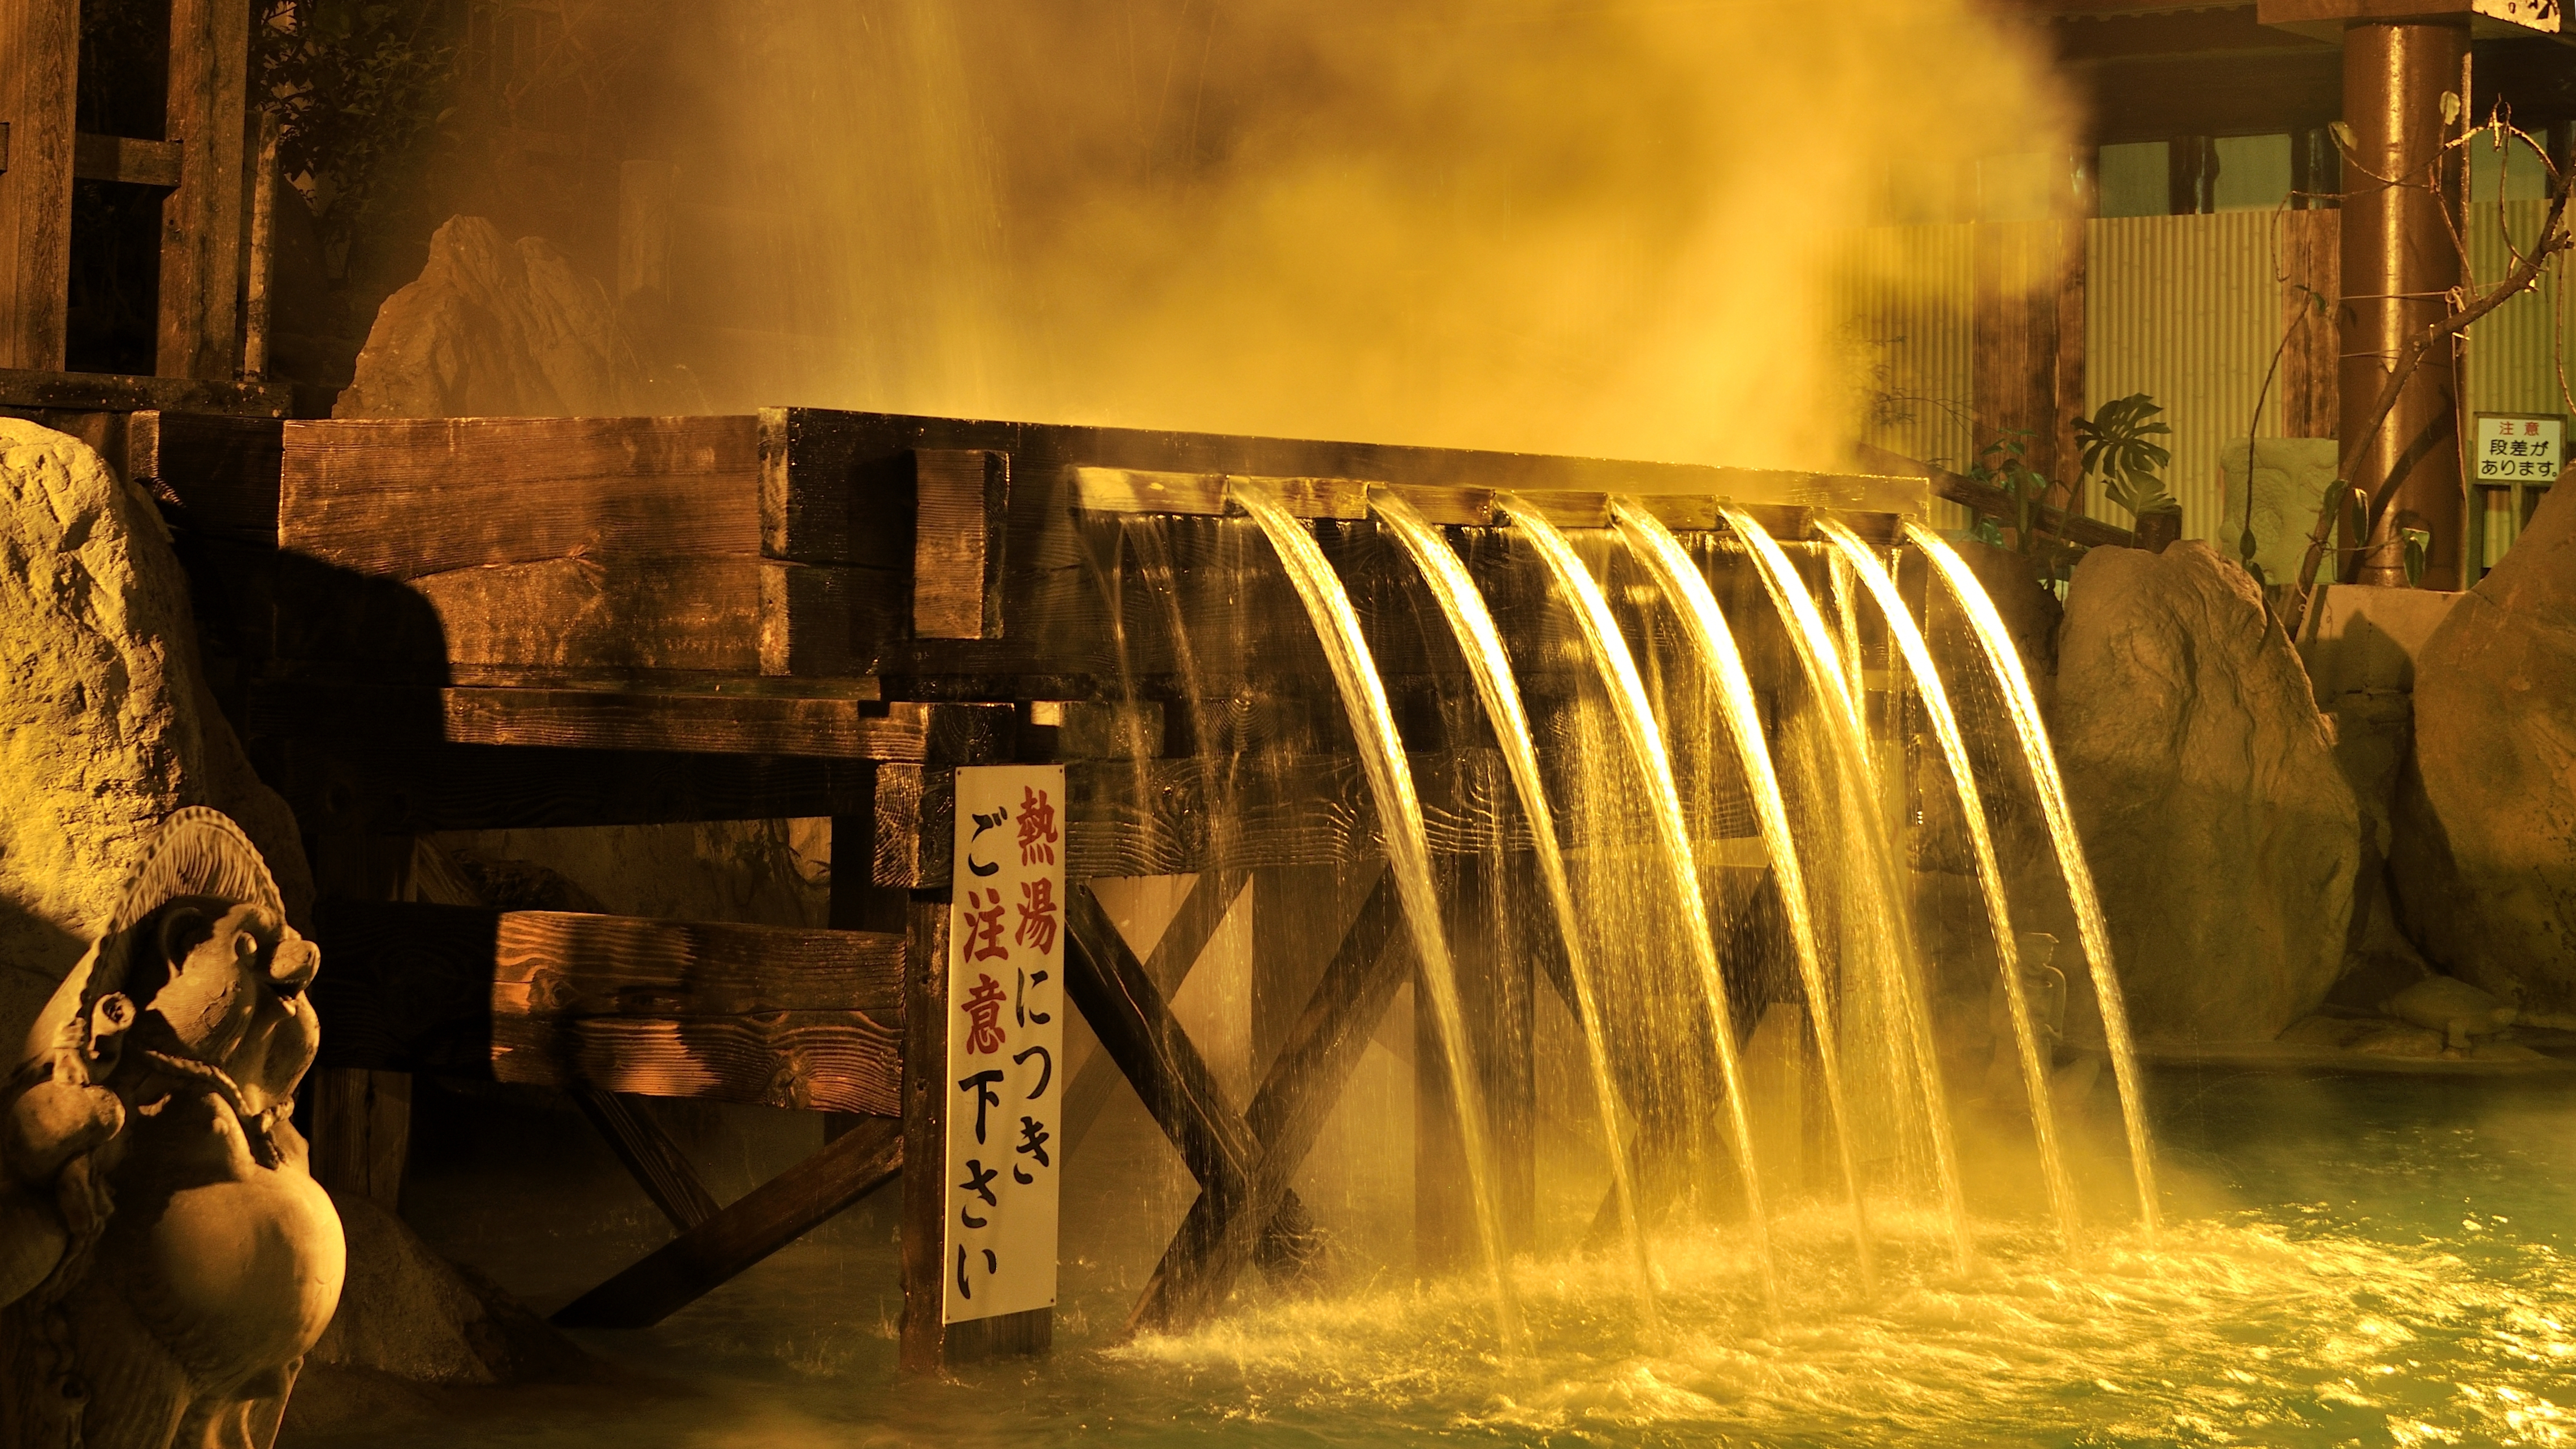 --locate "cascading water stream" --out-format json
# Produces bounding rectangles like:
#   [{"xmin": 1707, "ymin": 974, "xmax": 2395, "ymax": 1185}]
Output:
[
  {"xmin": 1719, "ymin": 507, "xmax": 1975, "ymax": 1271},
  {"xmin": 1816, "ymin": 521, "xmax": 2082, "ymax": 1249},
  {"xmin": 1493, "ymin": 495, "xmax": 1778, "ymax": 1307},
  {"xmin": 1231, "ymin": 483, "xmax": 1523, "ymax": 1345},
  {"xmin": 1370, "ymin": 492, "xmax": 1657, "ymax": 1327},
  {"xmin": 1905, "ymin": 521, "xmax": 2162, "ymax": 1235},
  {"xmin": 1609, "ymin": 501, "xmax": 1878, "ymax": 1294}
]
